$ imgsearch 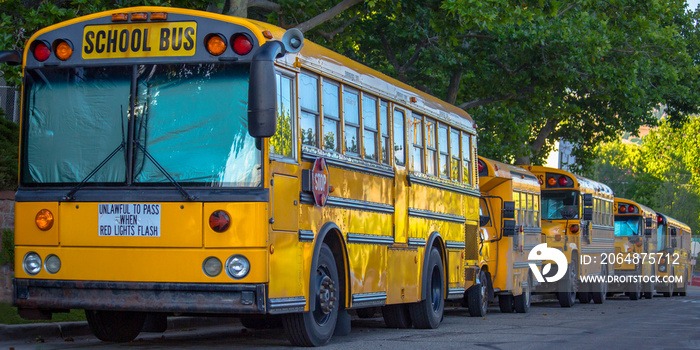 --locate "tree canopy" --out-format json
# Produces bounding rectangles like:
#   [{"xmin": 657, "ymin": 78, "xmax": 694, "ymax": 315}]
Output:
[{"xmin": 1, "ymin": 0, "xmax": 700, "ymax": 169}]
